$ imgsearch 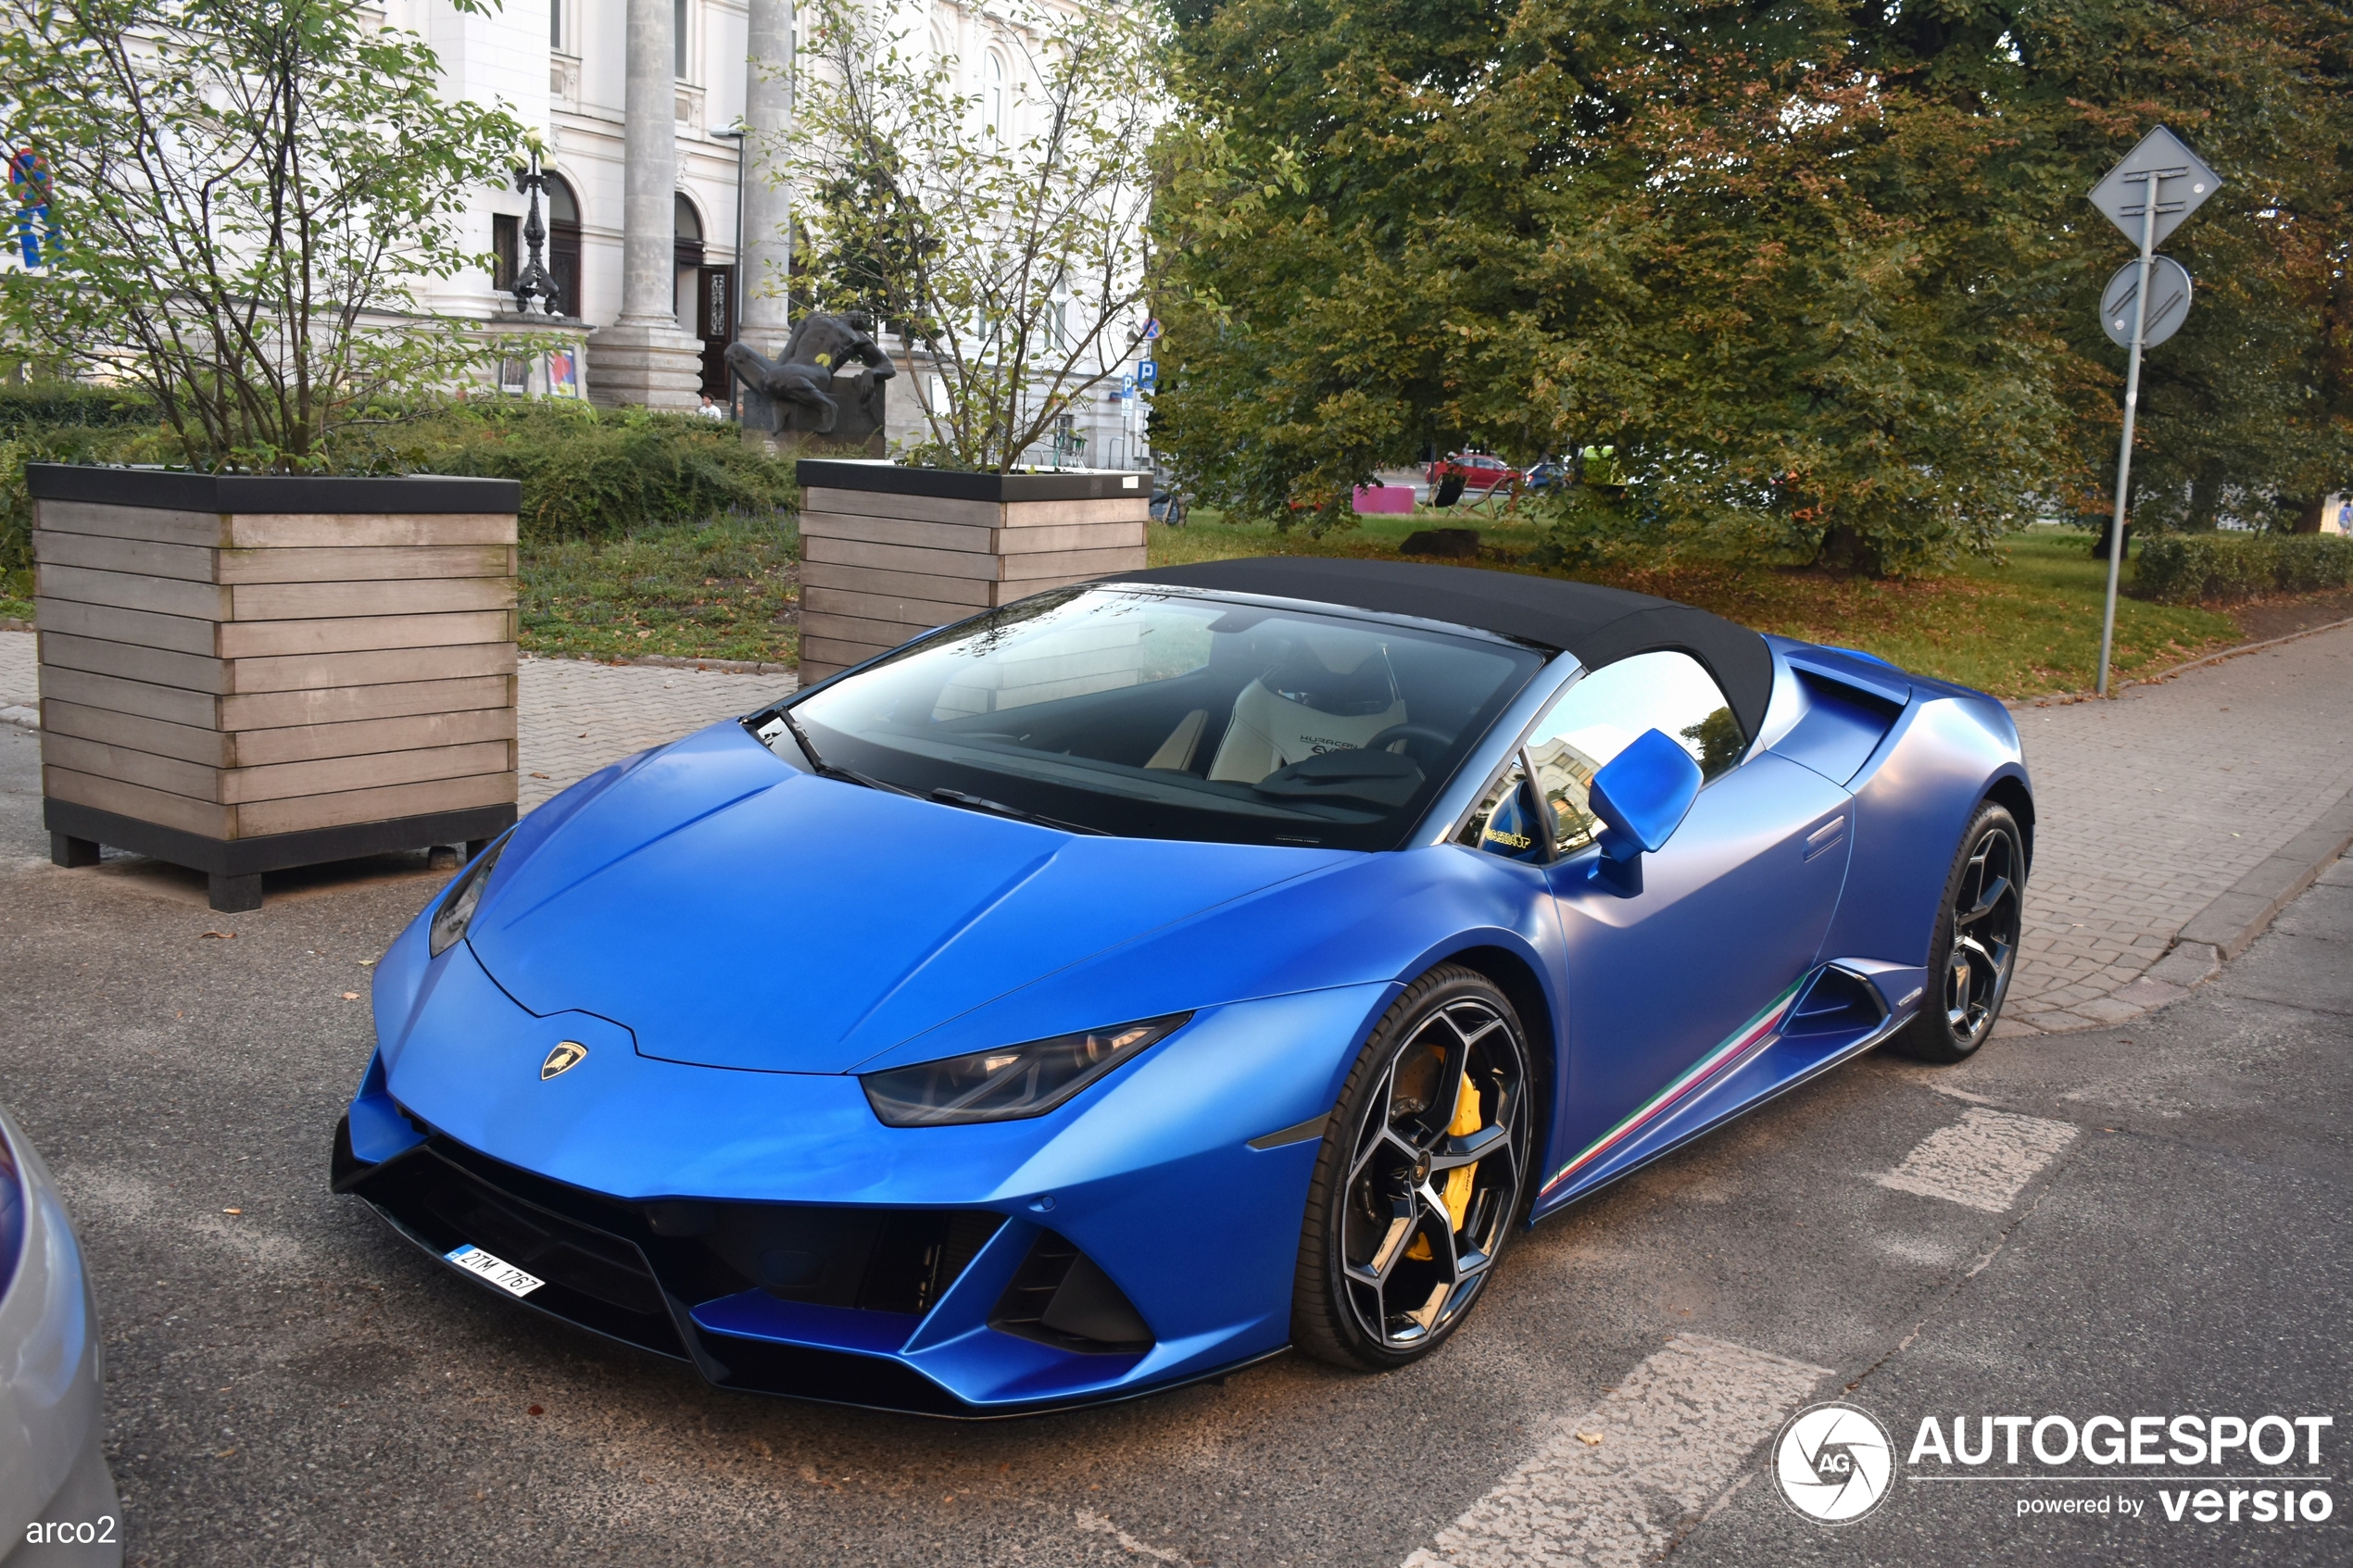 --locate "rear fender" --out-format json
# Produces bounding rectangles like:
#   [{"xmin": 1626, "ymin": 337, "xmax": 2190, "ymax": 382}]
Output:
[{"xmin": 1818, "ymin": 695, "xmax": 2030, "ymax": 971}]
